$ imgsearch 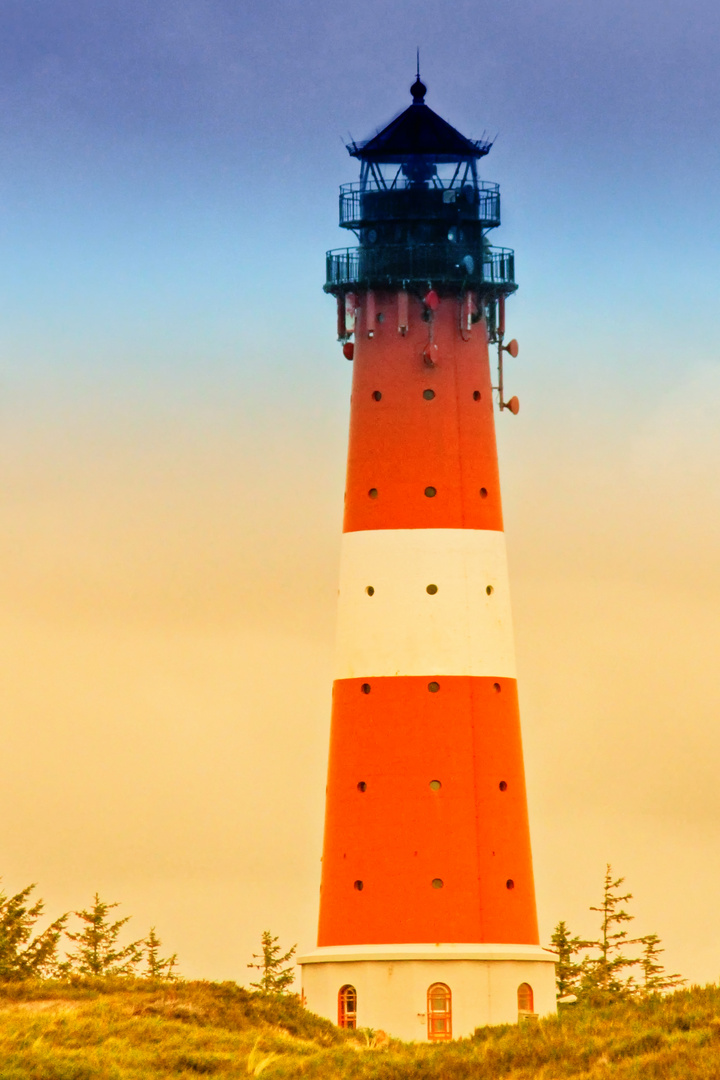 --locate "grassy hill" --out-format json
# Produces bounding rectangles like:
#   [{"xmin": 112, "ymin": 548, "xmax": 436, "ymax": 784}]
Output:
[{"xmin": 1, "ymin": 979, "xmax": 720, "ymax": 1079}]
